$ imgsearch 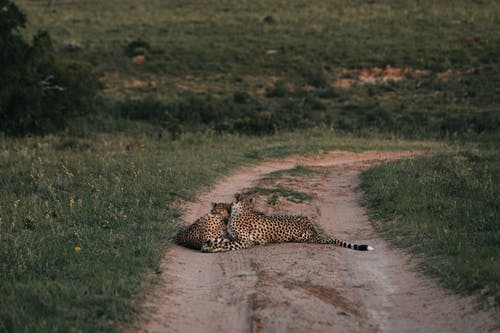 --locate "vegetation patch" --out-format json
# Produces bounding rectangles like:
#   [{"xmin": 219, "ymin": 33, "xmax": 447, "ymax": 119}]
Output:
[
  {"xmin": 10, "ymin": 0, "xmax": 500, "ymax": 139},
  {"xmin": 0, "ymin": 131, "xmax": 436, "ymax": 332},
  {"xmin": 261, "ymin": 165, "xmax": 322, "ymax": 181},
  {"xmin": 360, "ymin": 151, "xmax": 500, "ymax": 307},
  {"xmin": 0, "ymin": 0, "xmax": 99, "ymax": 135},
  {"xmin": 1, "ymin": 0, "xmax": 499, "ymax": 330},
  {"xmin": 244, "ymin": 186, "xmax": 313, "ymax": 205}
]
